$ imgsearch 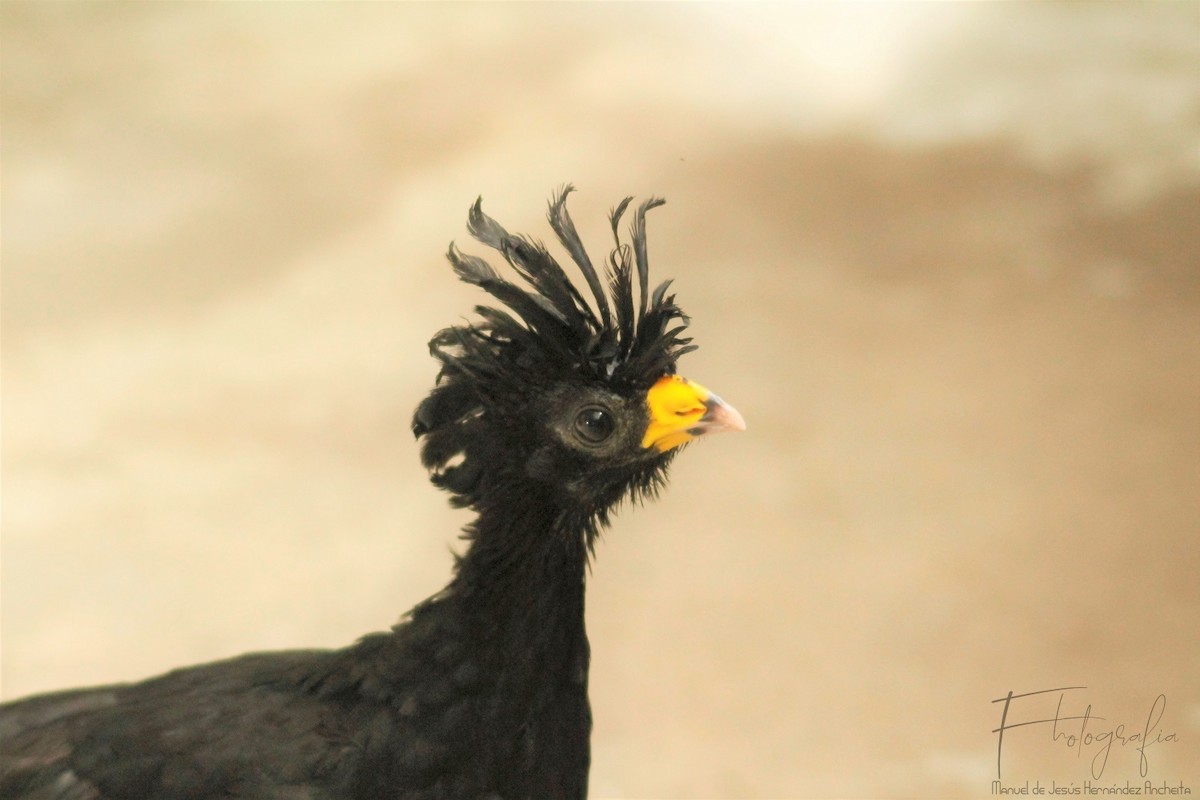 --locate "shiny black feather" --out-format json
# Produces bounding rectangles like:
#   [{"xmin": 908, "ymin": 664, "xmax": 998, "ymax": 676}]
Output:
[{"xmin": 436, "ymin": 187, "xmax": 688, "ymax": 389}]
